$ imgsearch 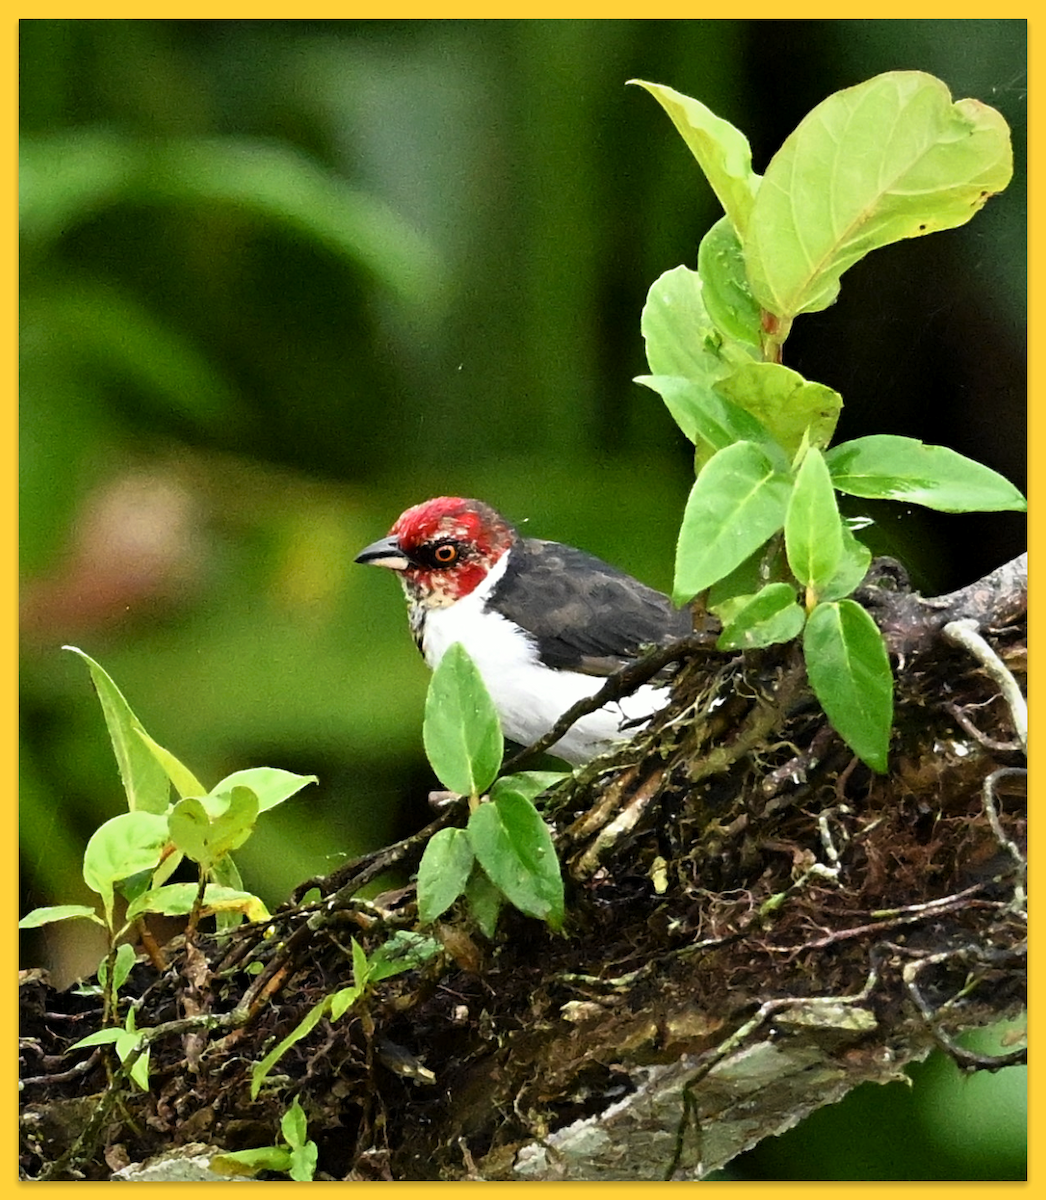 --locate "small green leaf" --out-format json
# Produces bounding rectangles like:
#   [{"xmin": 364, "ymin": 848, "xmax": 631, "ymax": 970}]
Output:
[
  {"xmin": 168, "ymin": 787, "xmax": 259, "ymax": 870},
  {"xmin": 281, "ymin": 1097, "xmax": 309, "ymax": 1150},
  {"xmin": 210, "ymin": 767, "xmax": 318, "ymax": 813},
  {"xmin": 785, "ymin": 447, "xmax": 844, "ymax": 595},
  {"xmin": 674, "ymin": 441, "xmax": 792, "ymax": 604},
  {"xmin": 629, "ymin": 80, "xmax": 761, "ymax": 235},
  {"xmin": 818, "ymin": 524, "xmax": 873, "ymax": 603},
  {"xmin": 82, "ymin": 812, "xmax": 170, "ymax": 925},
  {"xmin": 746, "ymin": 71, "xmax": 1013, "ymax": 319},
  {"xmin": 826, "ymin": 435, "xmax": 1027, "ymax": 512},
  {"xmin": 423, "ymin": 643, "xmax": 503, "ymax": 797},
  {"xmin": 329, "ymin": 984, "xmax": 363, "ymax": 1022},
  {"xmin": 468, "ymin": 792, "xmax": 564, "ymax": 930},
  {"xmin": 717, "ymin": 583, "xmax": 806, "ymax": 650},
  {"xmin": 289, "ymin": 1142, "xmax": 318, "ymax": 1183},
  {"xmin": 111, "ymin": 941, "xmax": 137, "ymax": 994},
  {"xmin": 351, "ymin": 937, "xmax": 371, "ymax": 989},
  {"xmin": 18, "ymin": 904, "xmax": 104, "ymax": 929},
  {"xmin": 465, "ymin": 865, "xmax": 503, "ymax": 940},
  {"xmin": 367, "ymin": 930, "xmax": 442, "ymax": 981},
  {"xmin": 416, "ymin": 827, "xmax": 476, "ymax": 924},
  {"xmin": 71, "ymin": 1027, "xmax": 125, "ymax": 1050},
  {"xmin": 134, "ymin": 727, "xmax": 206, "ymax": 799},
  {"xmin": 713, "ymin": 362, "xmax": 842, "ymax": 458},
  {"xmin": 211, "ymin": 1147, "xmax": 294, "ymax": 1178},
  {"xmin": 251, "ymin": 997, "xmax": 330, "ymax": 1099},
  {"xmin": 119, "ymin": 1034, "xmax": 150, "ymax": 1091},
  {"xmin": 804, "ymin": 599, "xmax": 894, "ymax": 773},
  {"xmin": 697, "ymin": 216, "xmax": 762, "ymax": 347},
  {"xmin": 489, "ymin": 771, "xmax": 568, "ymax": 806},
  {"xmin": 126, "ymin": 883, "xmax": 269, "ymax": 923},
  {"xmin": 63, "ymin": 647, "xmax": 170, "ymax": 814}
]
